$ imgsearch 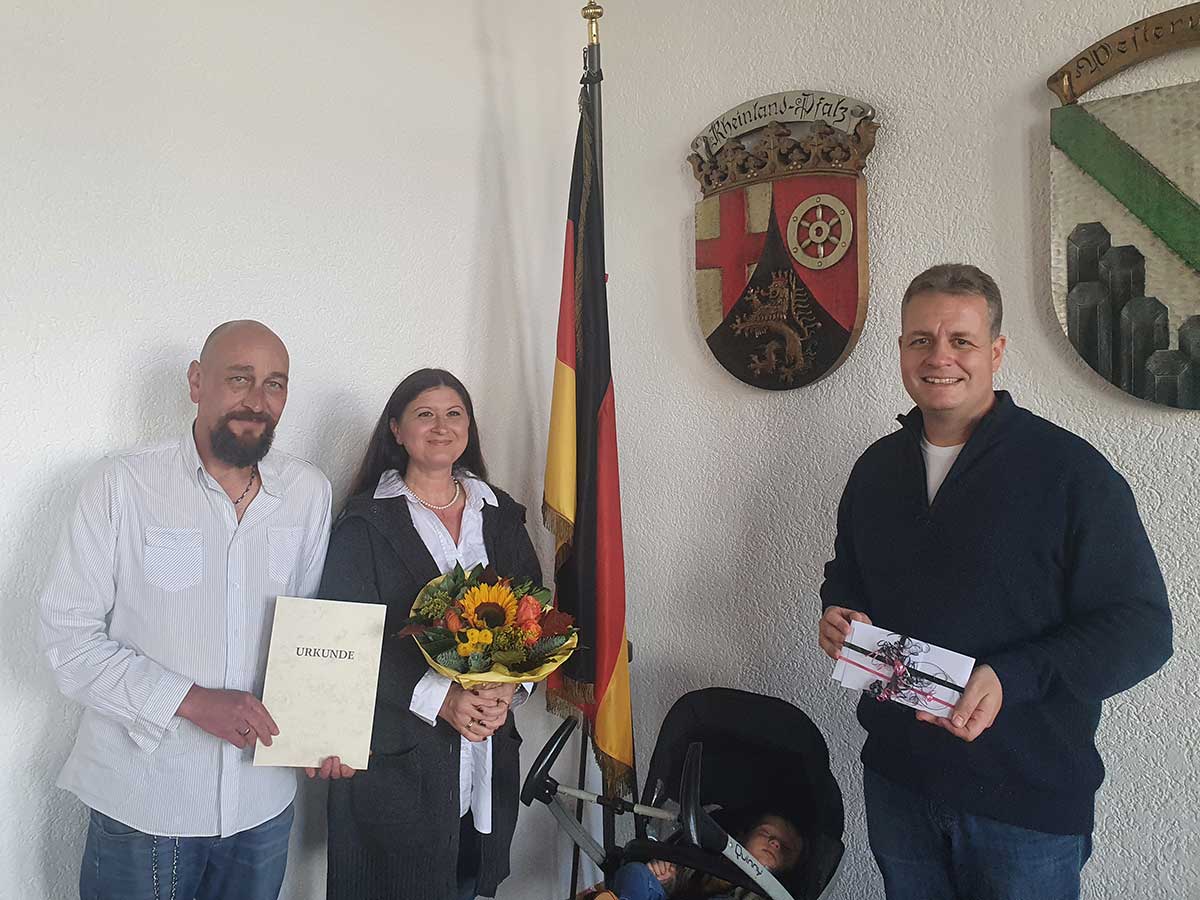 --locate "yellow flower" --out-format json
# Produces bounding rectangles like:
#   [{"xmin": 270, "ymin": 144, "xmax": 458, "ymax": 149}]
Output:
[
  {"xmin": 460, "ymin": 583, "xmax": 518, "ymax": 630},
  {"xmin": 456, "ymin": 628, "xmax": 494, "ymax": 657}
]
